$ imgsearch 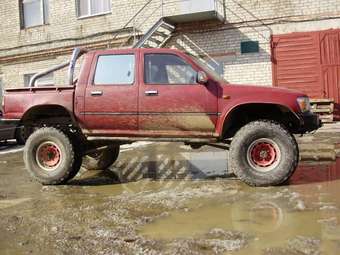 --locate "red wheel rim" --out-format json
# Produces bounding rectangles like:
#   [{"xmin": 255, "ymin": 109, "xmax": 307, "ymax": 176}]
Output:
[
  {"xmin": 247, "ymin": 139, "xmax": 281, "ymax": 172},
  {"xmin": 251, "ymin": 142, "xmax": 277, "ymax": 167},
  {"xmin": 36, "ymin": 142, "xmax": 62, "ymax": 171}
]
